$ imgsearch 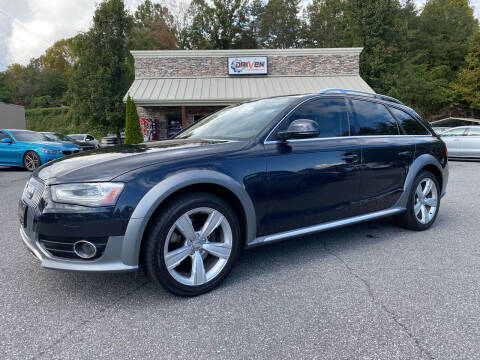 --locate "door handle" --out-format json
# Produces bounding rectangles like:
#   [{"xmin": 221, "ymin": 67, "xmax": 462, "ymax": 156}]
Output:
[
  {"xmin": 342, "ymin": 153, "xmax": 359, "ymax": 163},
  {"xmin": 398, "ymin": 151, "xmax": 412, "ymax": 157}
]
